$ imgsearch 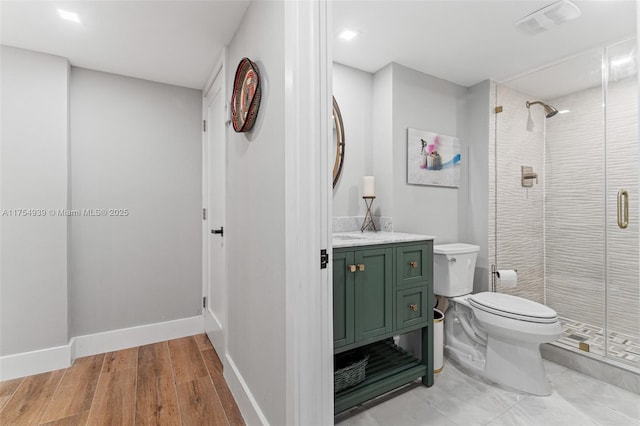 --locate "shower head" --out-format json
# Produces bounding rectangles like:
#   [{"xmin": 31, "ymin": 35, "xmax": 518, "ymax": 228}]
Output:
[{"xmin": 526, "ymin": 100, "xmax": 558, "ymax": 118}]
